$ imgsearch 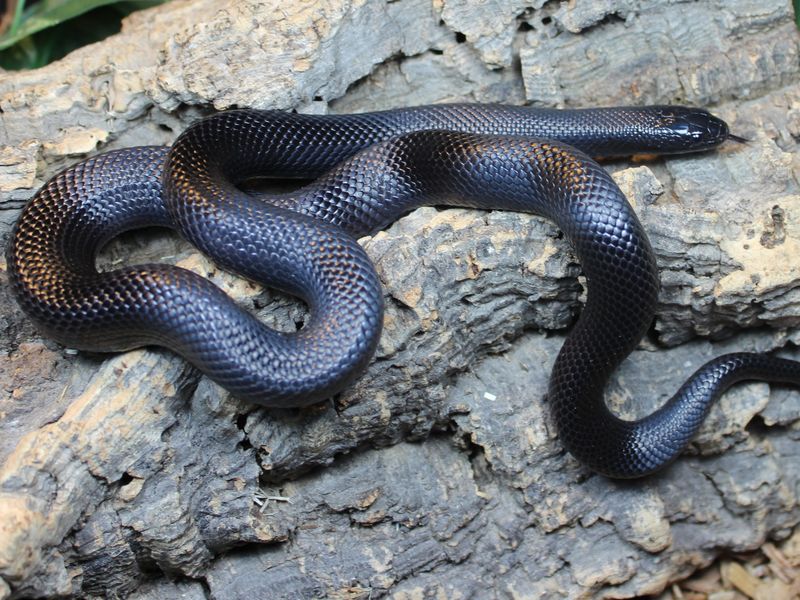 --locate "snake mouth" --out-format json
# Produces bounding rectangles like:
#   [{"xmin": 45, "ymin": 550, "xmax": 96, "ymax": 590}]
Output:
[{"xmin": 698, "ymin": 114, "xmax": 750, "ymax": 147}]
